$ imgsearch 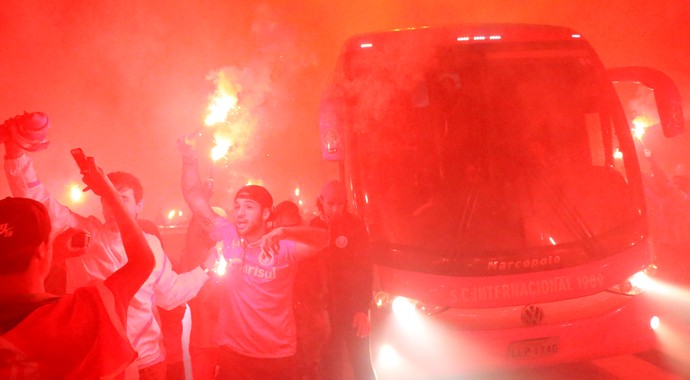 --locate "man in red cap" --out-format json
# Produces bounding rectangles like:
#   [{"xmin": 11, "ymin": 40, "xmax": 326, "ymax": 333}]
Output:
[
  {"xmin": 179, "ymin": 140, "xmax": 328, "ymax": 380},
  {"xmin": 0, "ymin": 153, "xmax": 155, "ymax": 378}
]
